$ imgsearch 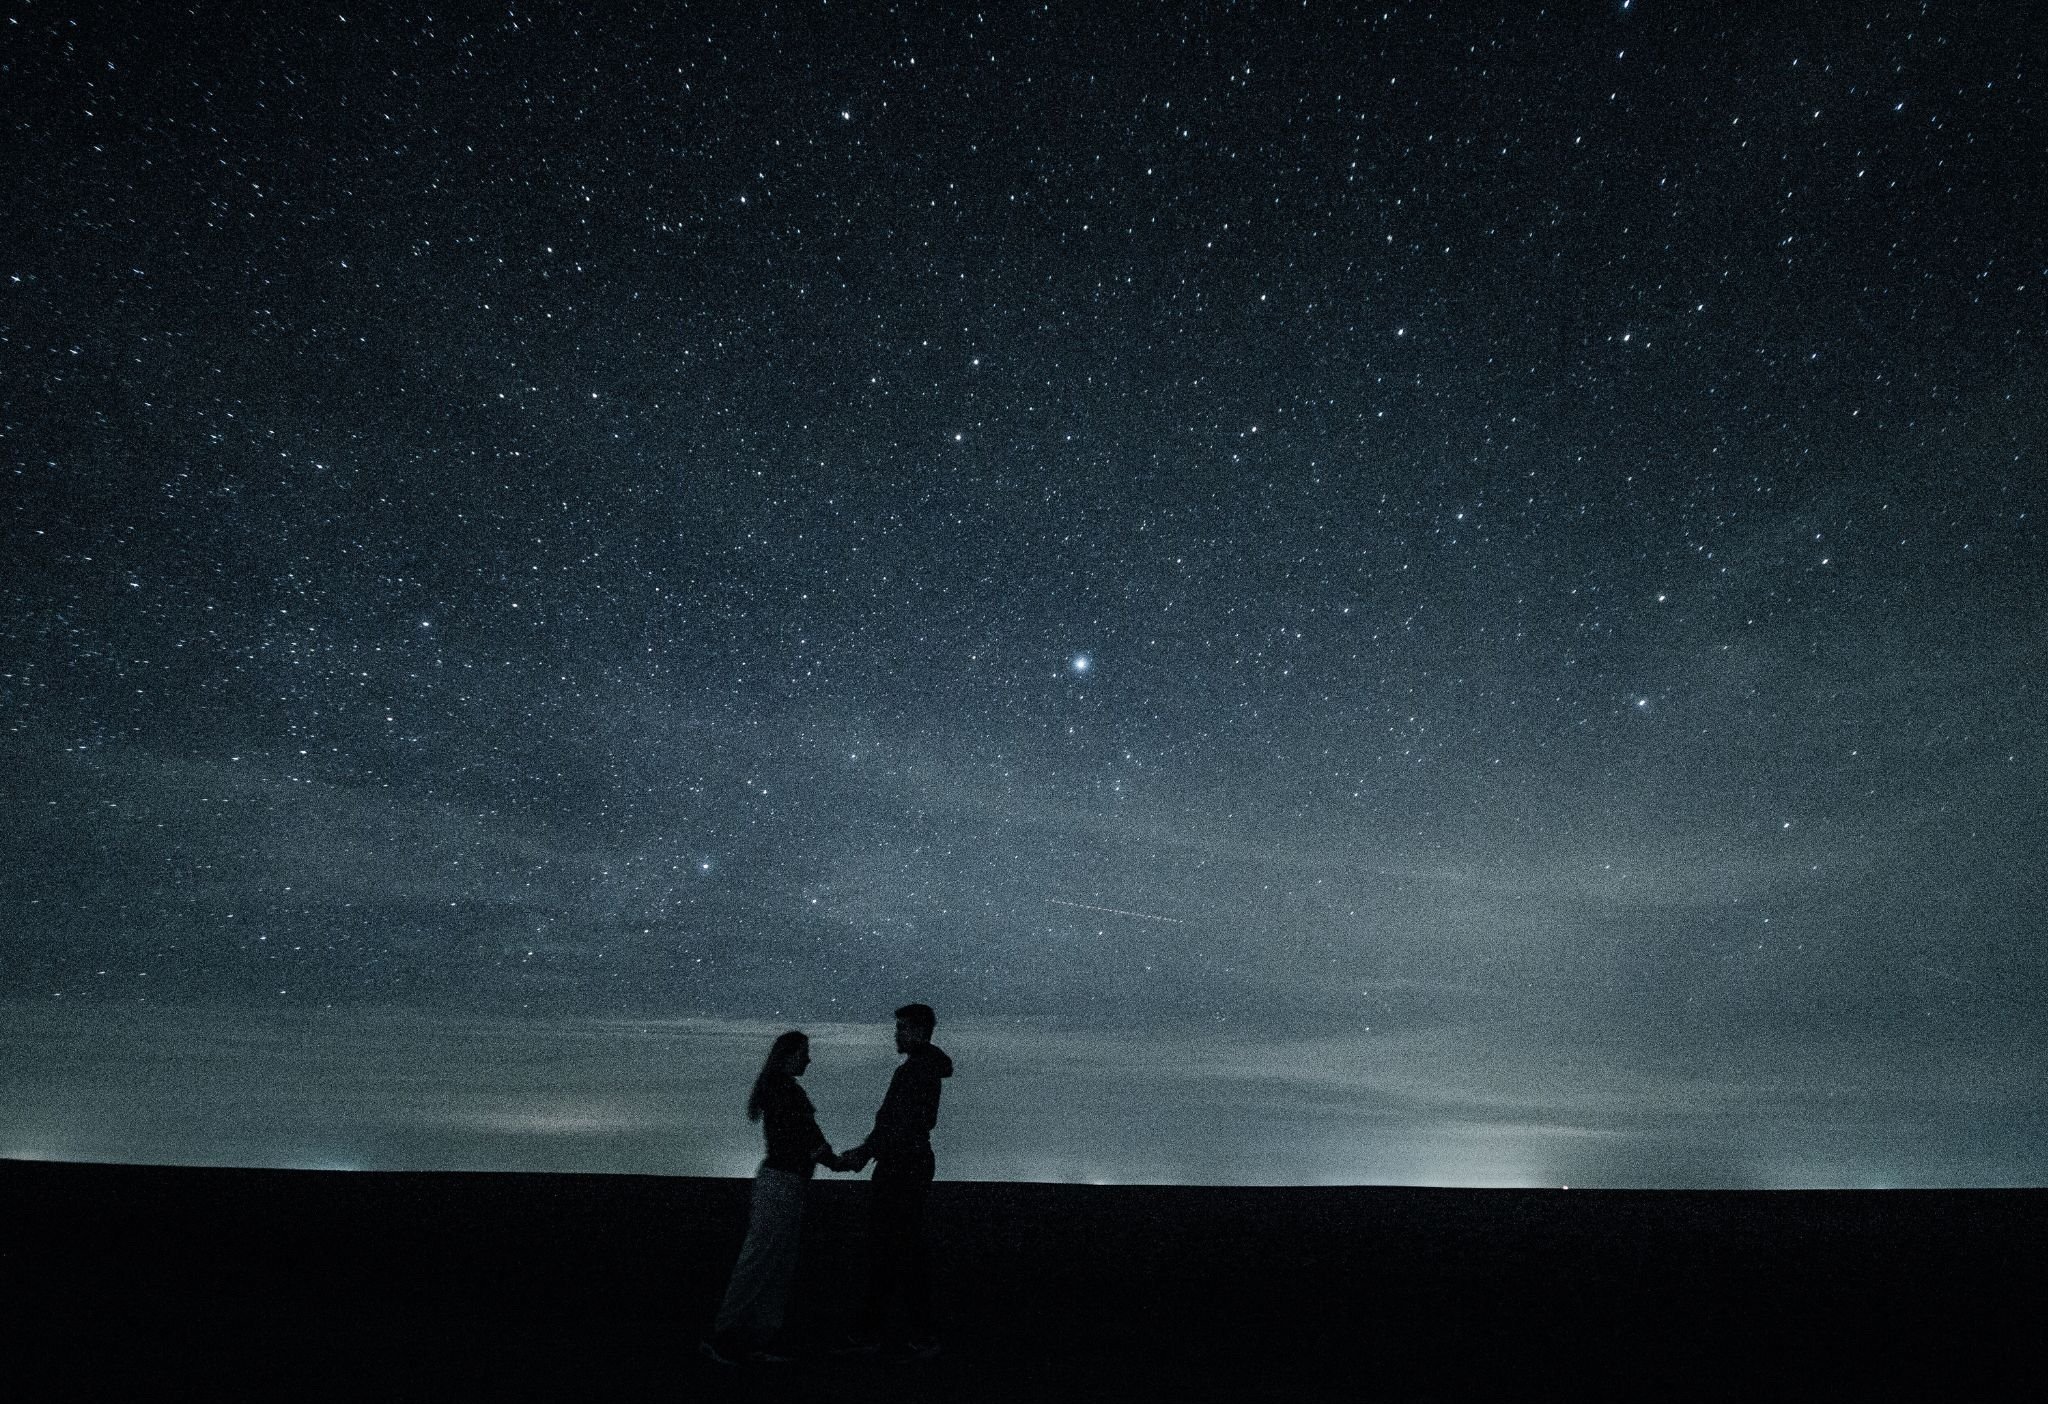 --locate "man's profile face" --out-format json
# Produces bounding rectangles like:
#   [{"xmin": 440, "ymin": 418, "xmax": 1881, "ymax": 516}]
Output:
[{"xmin": 894, "ymin": 1017, "xmax": 927, "ymax": 1054}]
